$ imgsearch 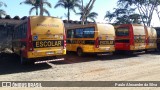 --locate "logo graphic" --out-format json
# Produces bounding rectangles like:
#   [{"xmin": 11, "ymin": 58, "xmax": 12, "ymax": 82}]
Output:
[
  {"xmin": 46, "ymin": 30, "xmax": 51, "ymax": 35},
  {"xmin": 2, "ymin": 82, "xmax": 11, "ymax": 87},
  {"xmin": 34, "ymin": 36, "xmax": 38, "ymax": 40}
]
